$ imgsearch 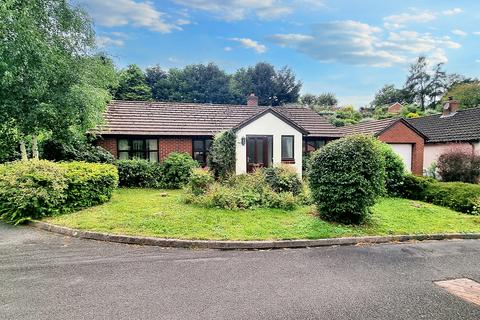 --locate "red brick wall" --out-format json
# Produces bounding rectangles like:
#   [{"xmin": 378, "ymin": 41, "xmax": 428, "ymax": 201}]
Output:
[
  {"xmin": 158, "ymin": 137, "xmax": 192, "ymax": 161},
  {"xmin": 378, "ymin": 121, "xmax": 424, "ymax": 175},
  {"xmin": 95, "ymin": 136, "xmax": 117, "ymax": 159}
]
